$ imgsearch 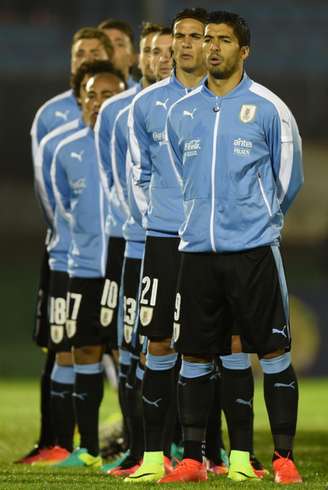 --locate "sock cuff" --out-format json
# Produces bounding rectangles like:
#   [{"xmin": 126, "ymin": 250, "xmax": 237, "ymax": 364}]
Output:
[
  {"xmin": 180, "ymin": 359, "xmax": 214, "ymax": 379},
  {"xmin": 136, "ymin": 364, "xmax": 145, "ymax": 381},
  {"xmin": 260, "ymin": 352, "xmax": 291, "ymax": 374},
  {"xmin": 119, "ymin": 349, "xmax": 131, "ymax": 366},
  {"xmin": 74, "ymin": 362, "xmax": 103, "ymax": 375},
  {"xmin": 146, "ymin": 352, "xmax": 177, "ymax": 371},
  {"xmin": 220, "ymin": 352, "xmax": 251, "ymax": 370},
  {"xmin": 51, "ymin": 363, "xmax": 75, "ymax": 384}
]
